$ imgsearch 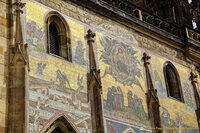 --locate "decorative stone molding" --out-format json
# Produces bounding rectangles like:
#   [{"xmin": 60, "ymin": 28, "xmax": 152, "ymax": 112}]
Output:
[
  {"xmin": 190, "ymin": 71, "xmax": 200, "ymax": 129},
  {"xmin": 142, "ymin": 52, "xmax": 162, "ymax": 133},
  {"xmin": 87, "ymin": 29, "xmax": 104, "ymax": 133},
  {"xmin": 8, "ymin": 1, "xmax": 29, "ymax": 133}
]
